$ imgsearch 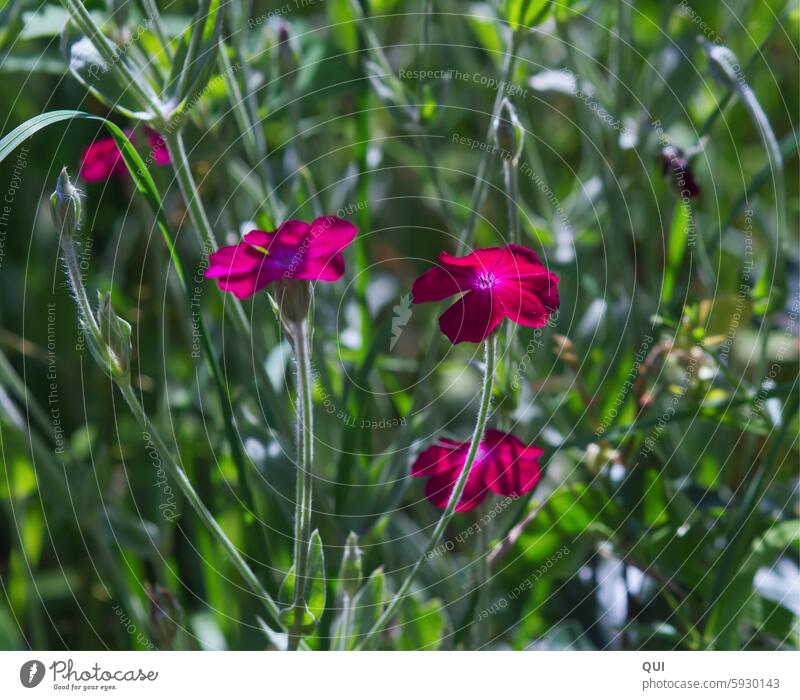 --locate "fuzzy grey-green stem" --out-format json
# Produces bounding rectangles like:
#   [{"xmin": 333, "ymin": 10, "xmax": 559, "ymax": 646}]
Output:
[
  {"xmin": 502, "ymin": 158, "xmax": 520, "ymax": 244},
  {"xmin": 174, "ymin": 0, "xmax": 212, "ymax": 101},
  {"xmin": 140, "ymin": 0, "xmax": 172, "ymax": 61},
  {"xmin": 356, "ymin": 336, "xmax": 496, "ymax": 649},
  {"xmin": 457, "ymin": 23, "xmax": 529, "ymax": 255},
  {"xmin": 287, "ymin": 317, "xmax": 315, "ymax": 650},
  {"xmin": 162, "ymin": 128, "xmax": 217, "ymax": 252},
  {"xmin": 59, "ymin": 0, "xmax": 161, "ymax": 115}
]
